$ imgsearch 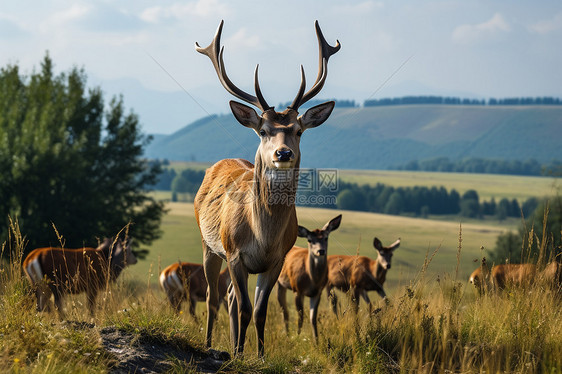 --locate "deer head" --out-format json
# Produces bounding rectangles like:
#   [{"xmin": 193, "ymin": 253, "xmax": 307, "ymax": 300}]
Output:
[
  {"xmin": 373, "ymin": 237, "xmax": 401, "ymax": 270},
  {"xmin": 298, "ymin": 214, "xmax": 342, "ymax": 257},
  {"xmin": 195, "ymin": 20, "xmax": 340, "ymax": 171}
]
